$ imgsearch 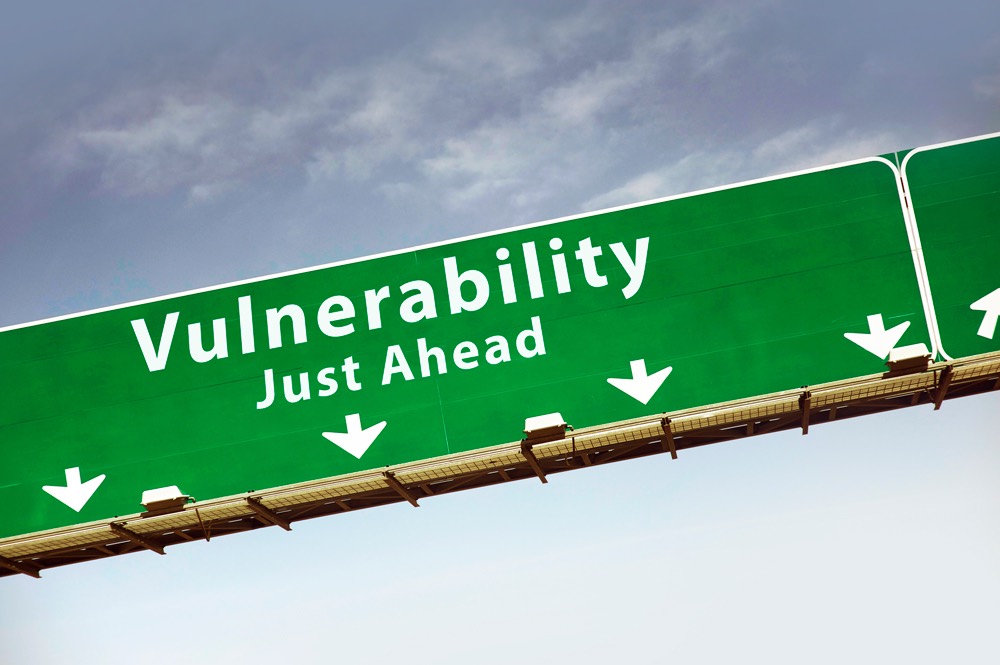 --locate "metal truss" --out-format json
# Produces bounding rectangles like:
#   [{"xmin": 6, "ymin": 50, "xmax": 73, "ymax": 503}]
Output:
[{"xmin": 2, "ymin": 352, "xmax": 998, "ymax": 579}]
